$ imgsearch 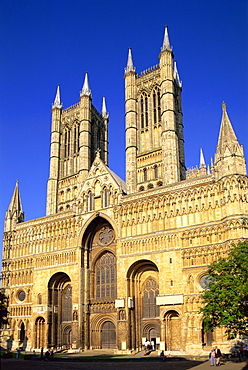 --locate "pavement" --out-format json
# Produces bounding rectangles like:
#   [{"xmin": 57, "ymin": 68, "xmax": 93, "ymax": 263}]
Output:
[{"xmin": 1, "ymin": 350, "xmax": 248, "ymax": 370}]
